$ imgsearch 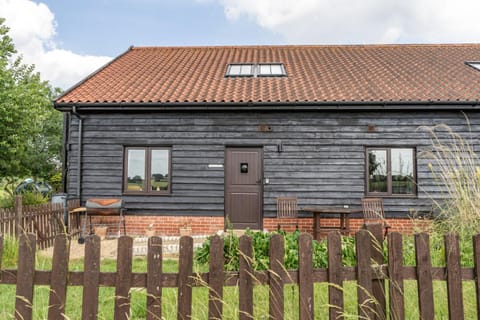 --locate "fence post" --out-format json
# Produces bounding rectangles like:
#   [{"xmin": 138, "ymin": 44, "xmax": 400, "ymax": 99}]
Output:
[
  {"xmin": 14, "ymin": 195, "xmax": 23, "ymax": 237},
  {"xmin": 365, "ymin": 223, "xmax": 386, "ymax": 320}
]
